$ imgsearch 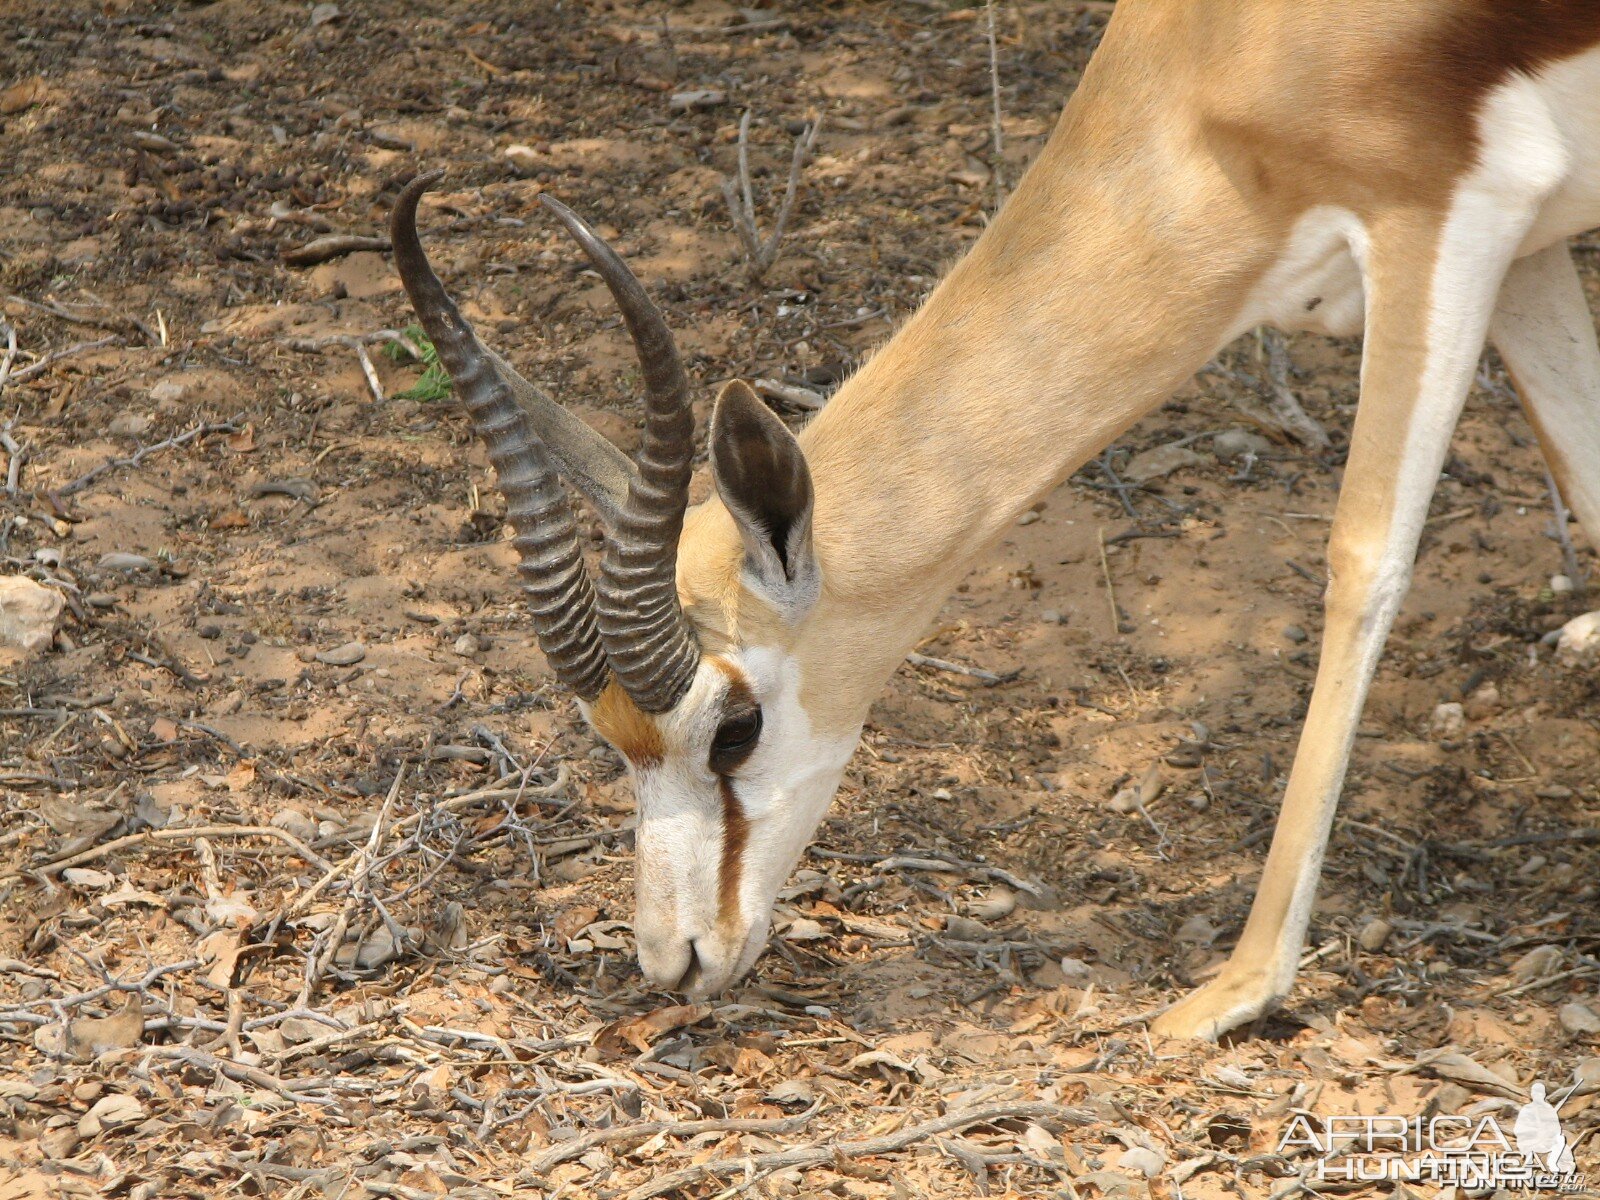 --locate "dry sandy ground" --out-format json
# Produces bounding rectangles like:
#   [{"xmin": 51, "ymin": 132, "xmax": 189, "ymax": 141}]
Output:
[{"xmin": 2, "ymin": 2, "xmax": 1599, "ymax": 1198}]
